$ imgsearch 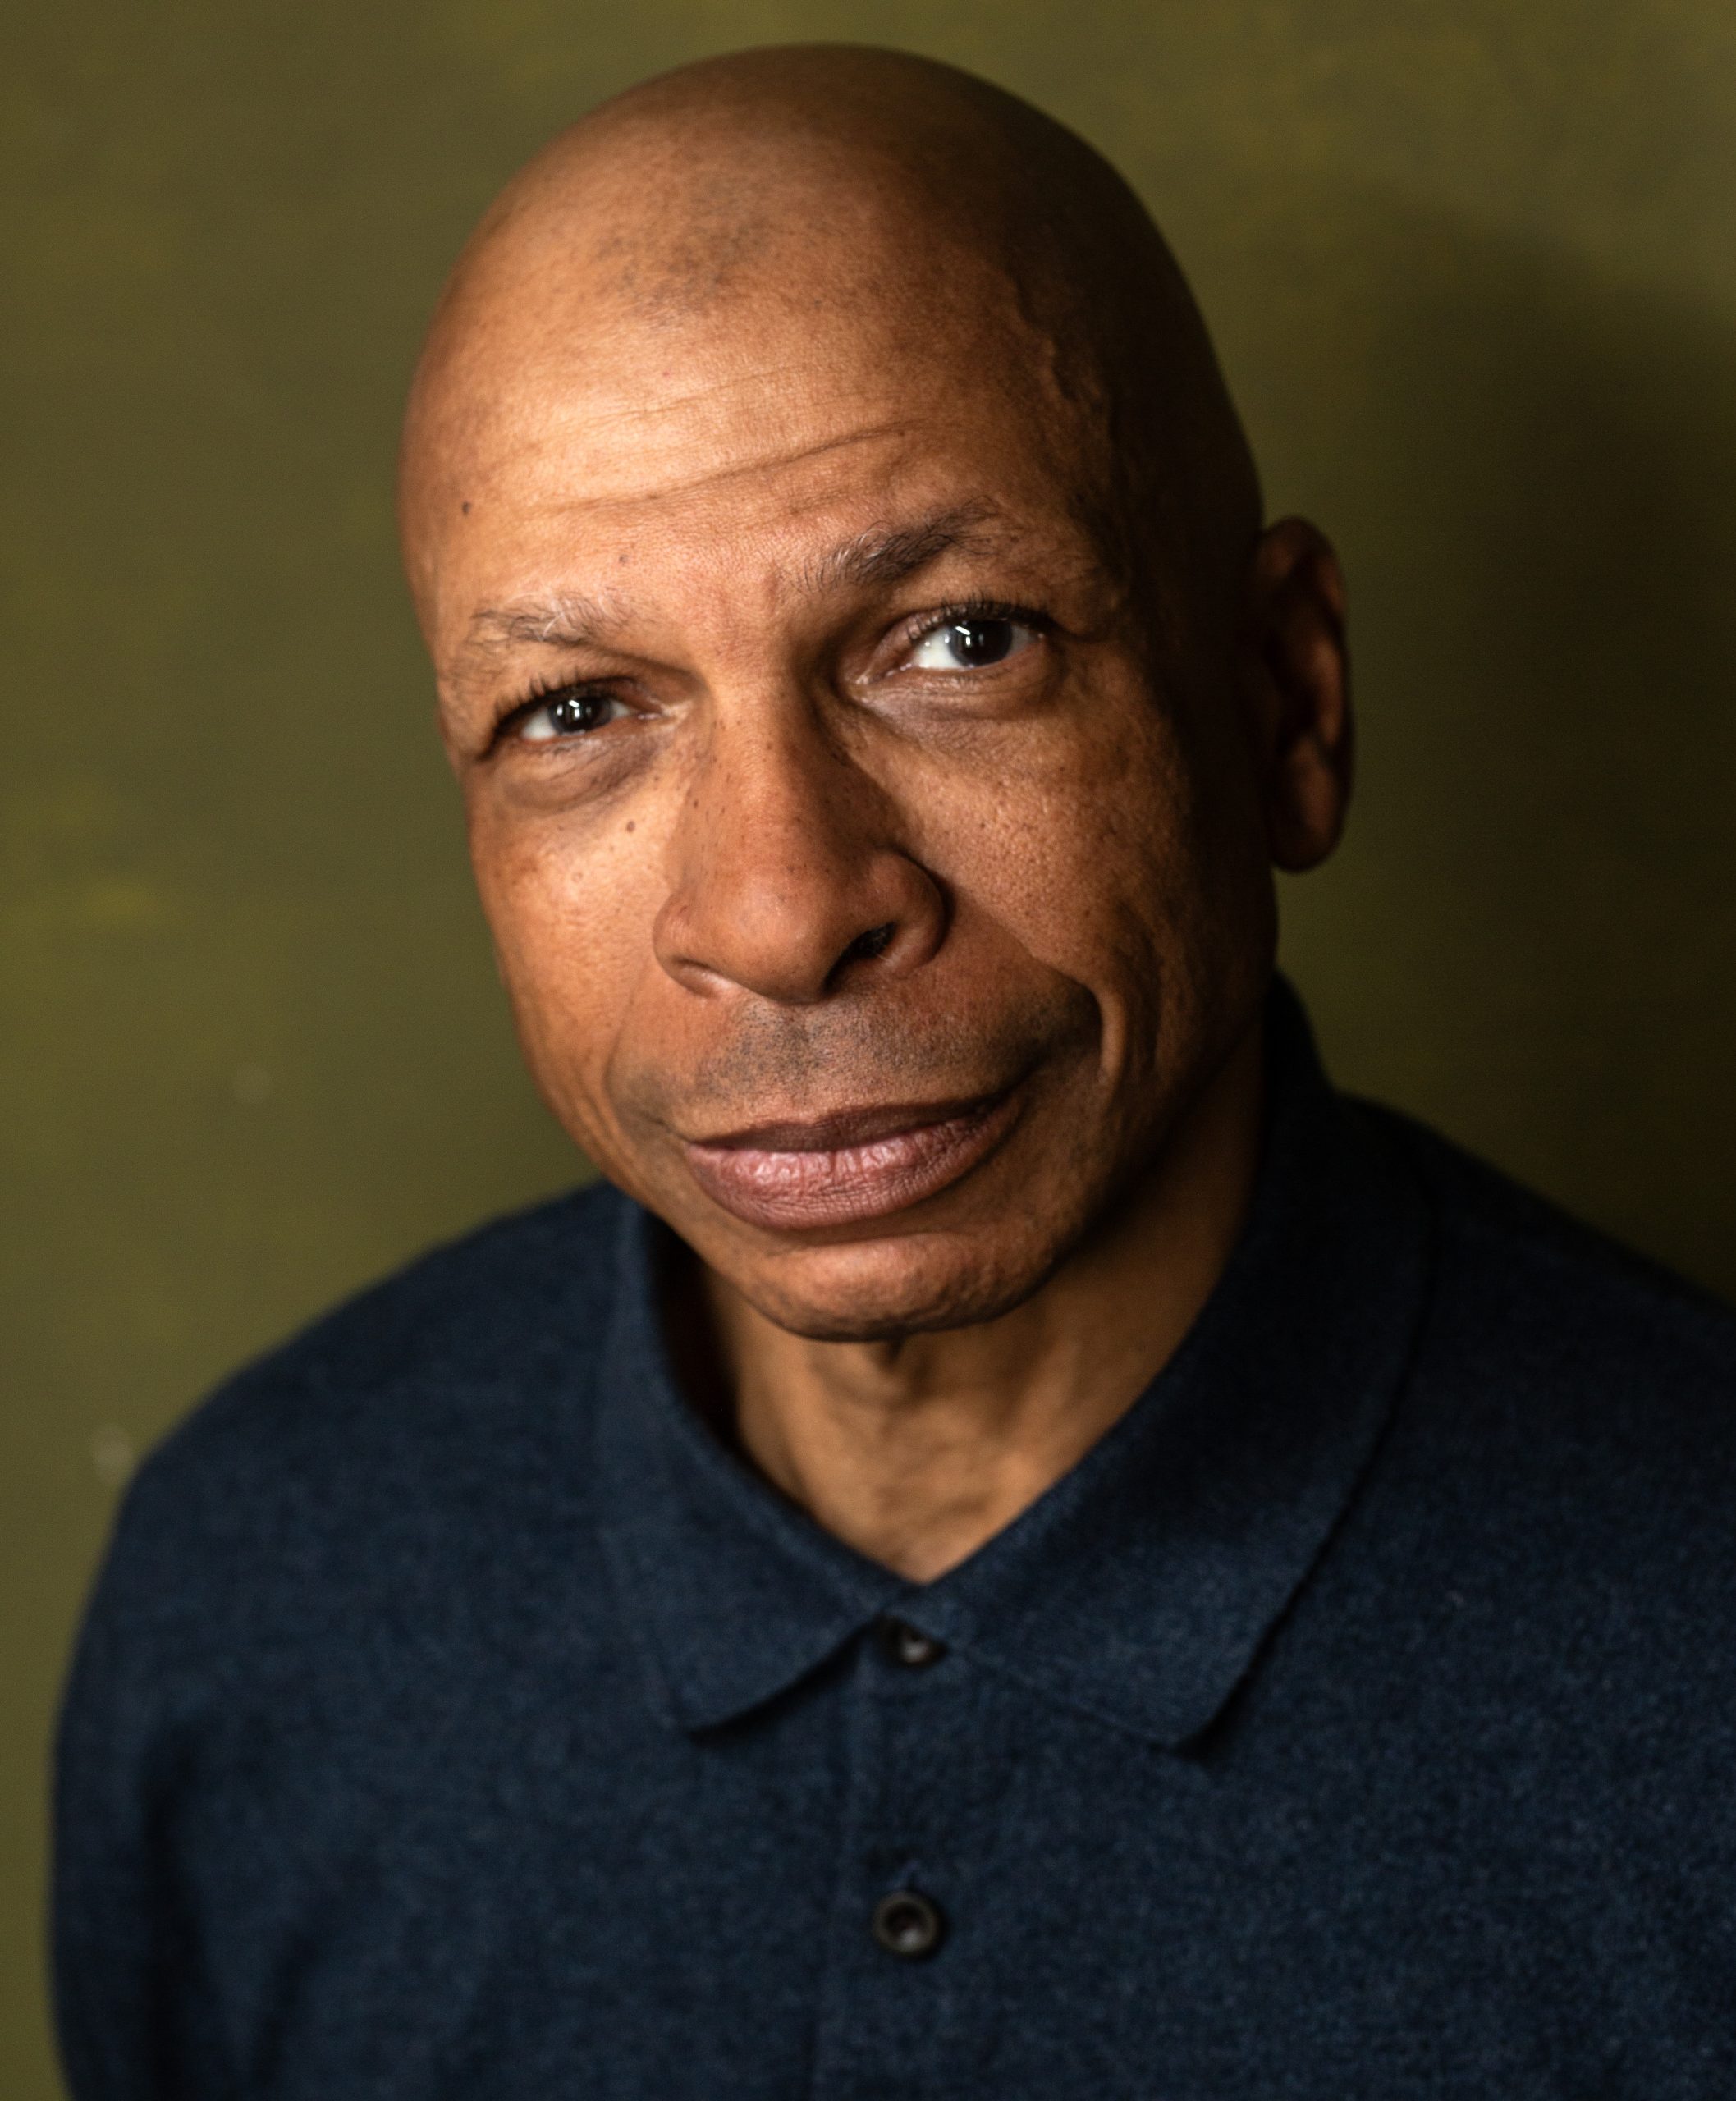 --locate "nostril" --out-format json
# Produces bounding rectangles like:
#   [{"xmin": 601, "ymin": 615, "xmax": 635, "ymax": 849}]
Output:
[
  {"xmin": 823, "ymin": 922, "xmax": 899, "ymax": 991},
  {"xmin": 841, "ymin": 922, "xmax": 896, "ymax": 967}
]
